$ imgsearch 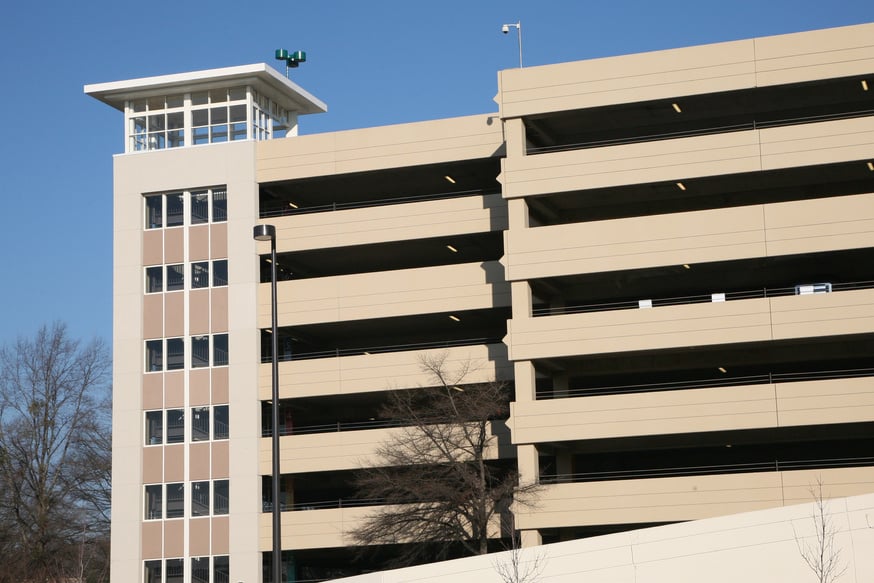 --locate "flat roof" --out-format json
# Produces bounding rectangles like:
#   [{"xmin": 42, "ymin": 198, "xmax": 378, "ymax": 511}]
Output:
[{"xmin": 85, "ymin": 63, "xmax": 327, "ymax": 115}]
